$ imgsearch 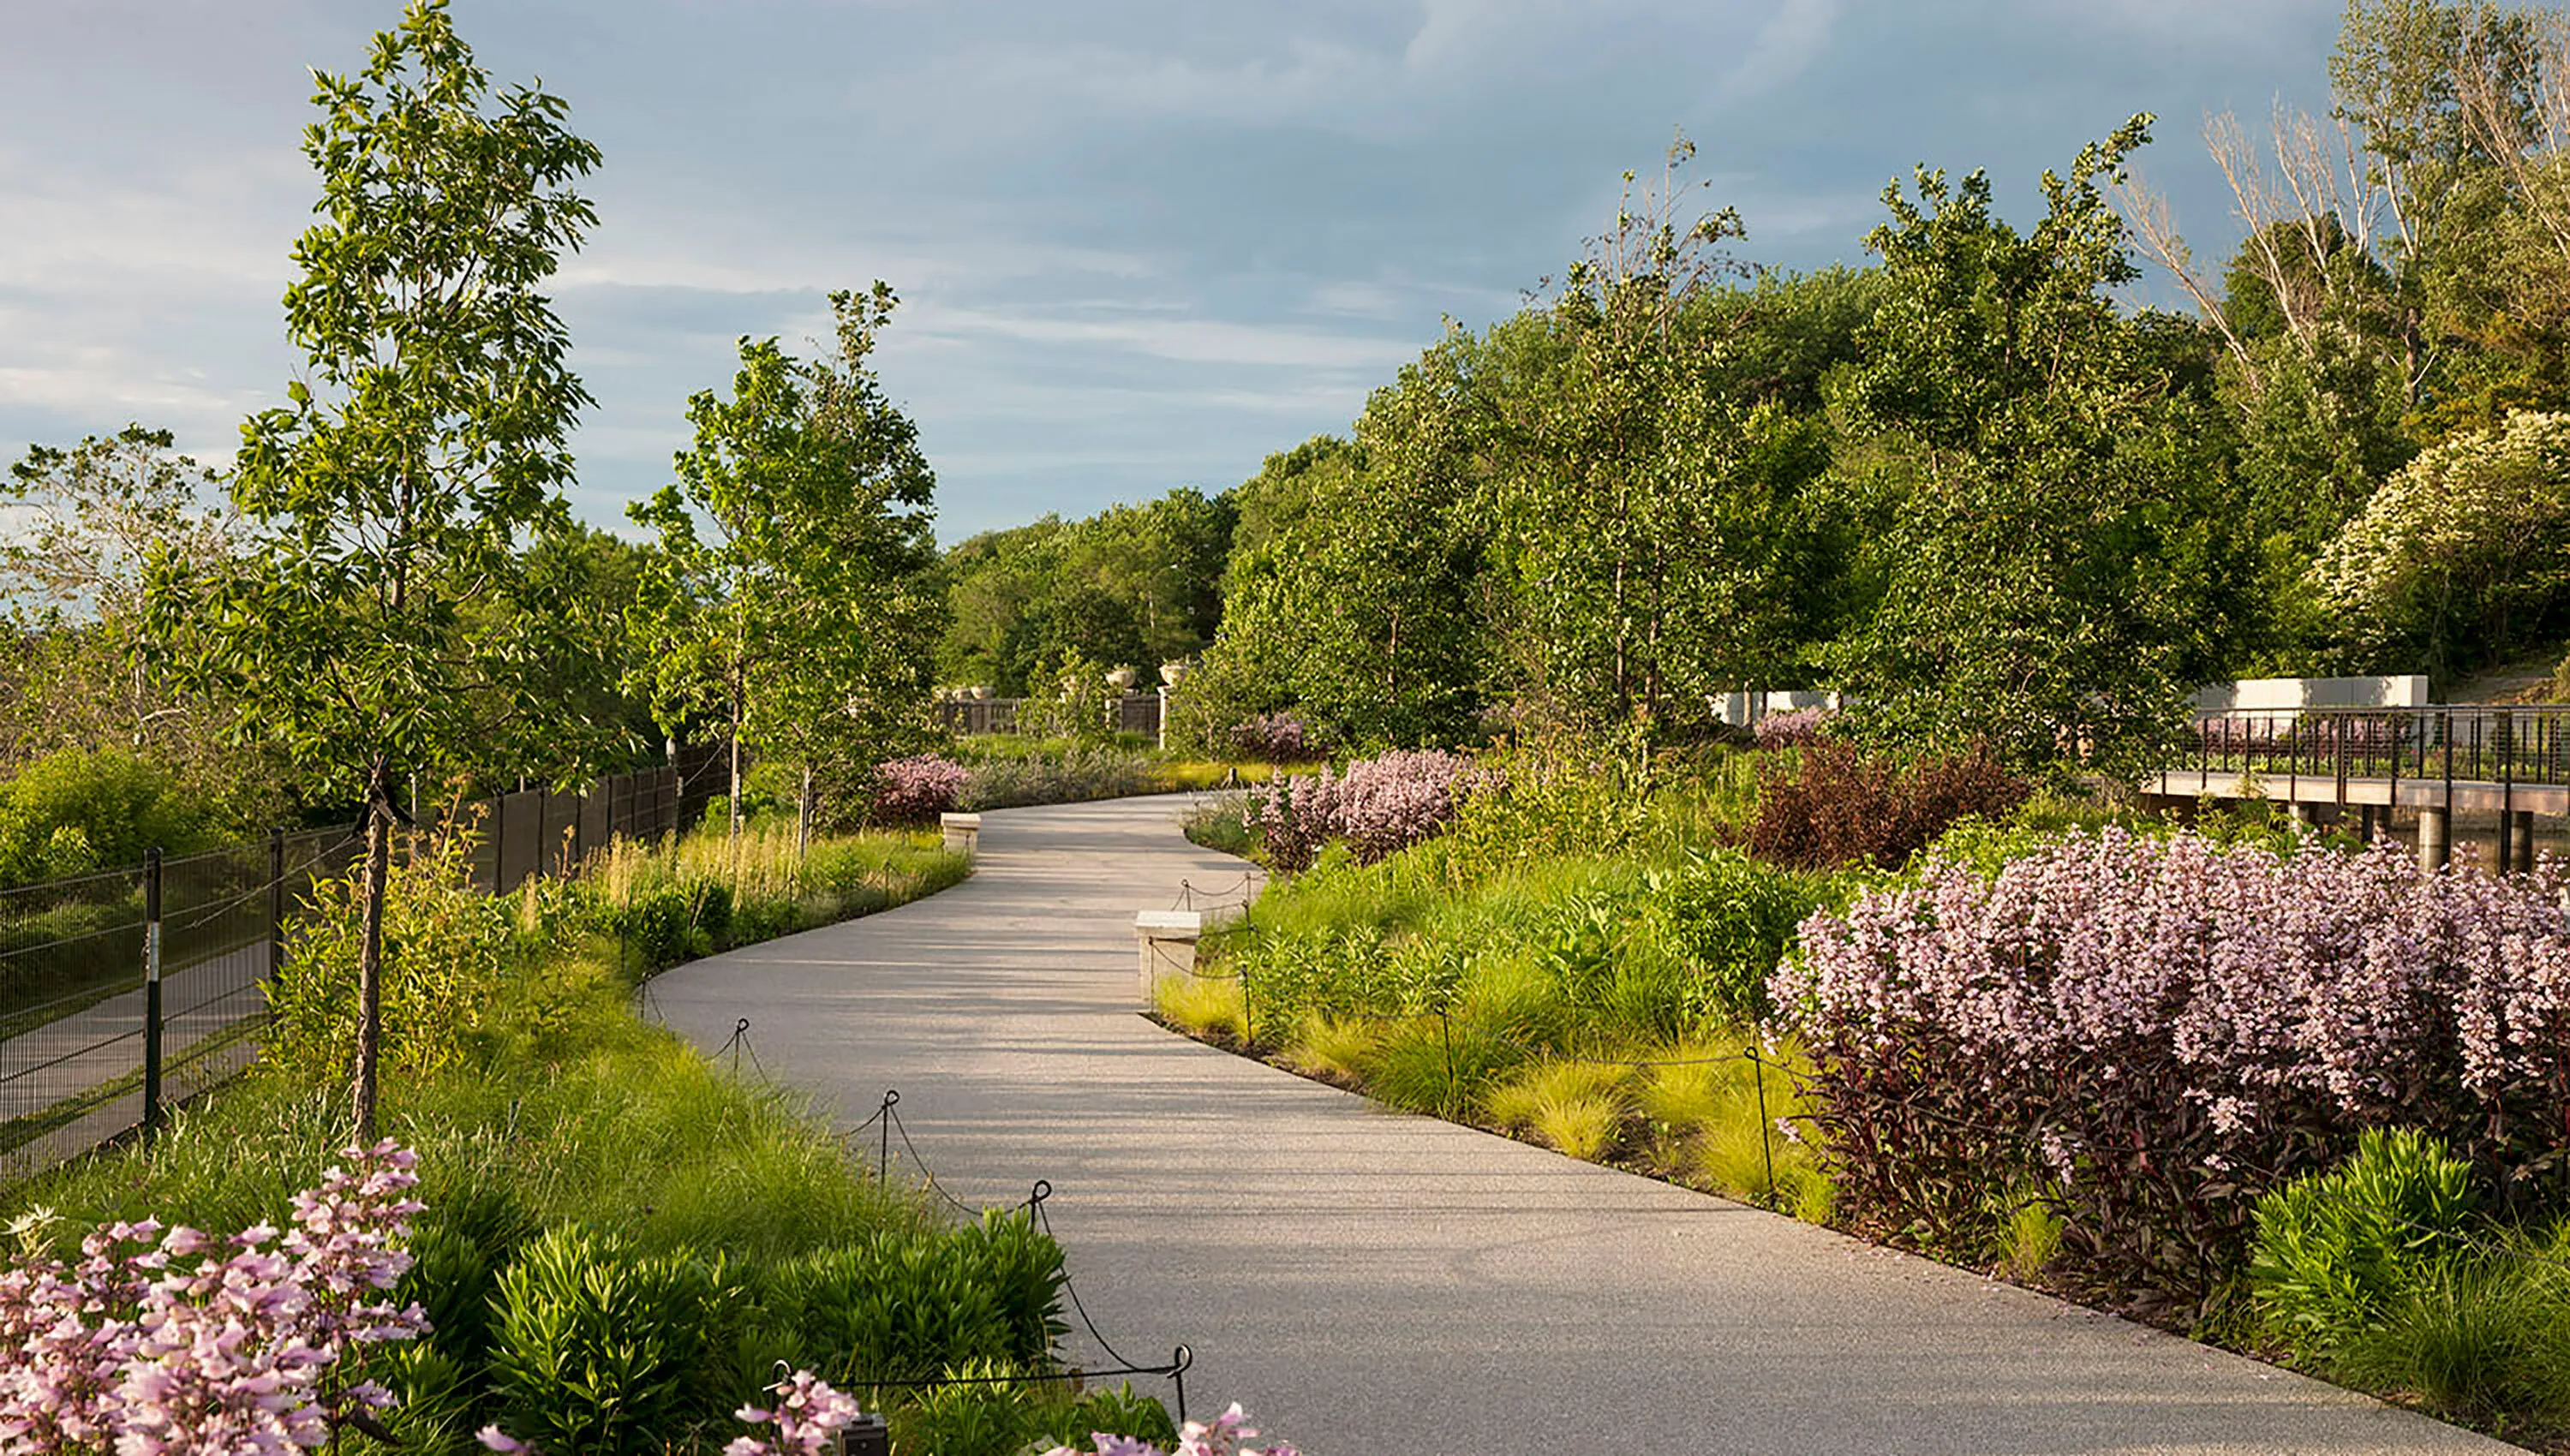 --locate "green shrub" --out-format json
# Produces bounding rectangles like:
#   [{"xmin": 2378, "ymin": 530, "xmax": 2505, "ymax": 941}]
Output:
[
  {"xmin": 1647, "ymin": 850, "xmax": 1817, "ymax": 1024},
  {"xmin": 604, "ymin": 883, "xmax": 702, "ymax": 969},
  {"xmin": 762, "ymin": 1214, "xmax": 1066, "ymax": 1385},
  {"xmin": 0, "ymin": 745, "xmax": 220, "ymax": 886},
  {"xmin": 1031, "ymin": 1386, "xmax": 1180, "ymax": 1453},
  {"xmin": 264, "ymin": 835, "xmax": 519, "ymax": 1086},
  {"xmin": 487, "ymin": 1224, "xmax": 750, "ymax": 1455},
  {"xmin": 957, "ymin": 743, "xmax": 1156, "ymax": 810},
  {"xmin": 2250, "ymin": 1128, "xmax": 2479, "ymax": 1355}
]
